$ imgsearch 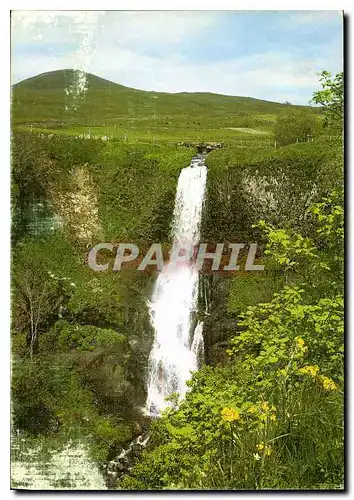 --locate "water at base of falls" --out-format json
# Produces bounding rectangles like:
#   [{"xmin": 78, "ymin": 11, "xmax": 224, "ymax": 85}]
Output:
[{"xmin": 145, "ymin": 154, "xmax": 207, "ymax": 416}]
